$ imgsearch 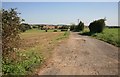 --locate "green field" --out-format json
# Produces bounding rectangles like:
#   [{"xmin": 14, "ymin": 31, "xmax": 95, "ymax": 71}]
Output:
[
  {"xmin": 3, "ymin": 29, "xmax": 69, "ymax": 75},
  {"xmin": 81, "ymin": 28, "xmax": 120, "ymax": 47}
]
